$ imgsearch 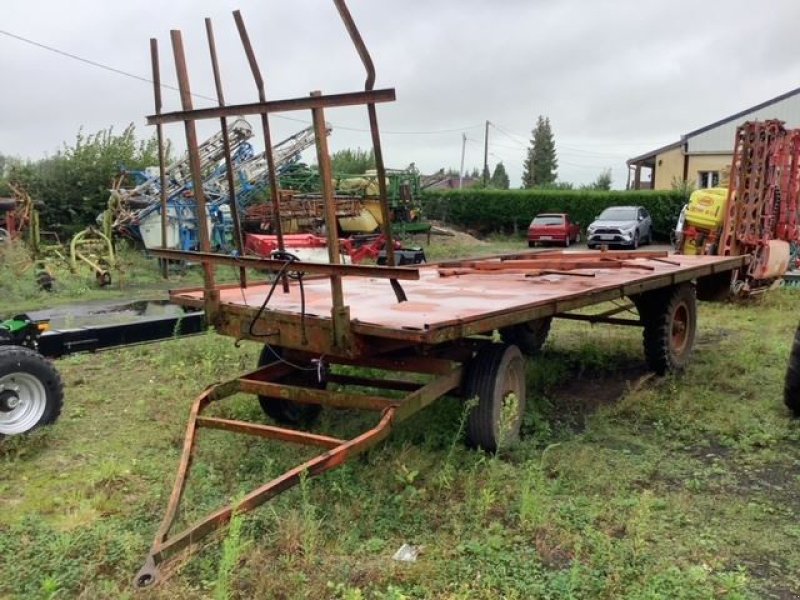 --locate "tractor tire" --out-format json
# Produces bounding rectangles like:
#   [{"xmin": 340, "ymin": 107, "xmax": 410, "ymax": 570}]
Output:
[
  {"xmin": 464, "ymin": 343, "xmax": 526, "ymax": 452},
  {"xmin": 256, "ymin": 345, "xmax": 323, "ymax": 426},
  {"xmin": 501, "ymin": 317, "xmax": 552, "ymax": 356},
  {"xmin": 784, "ymin": 322, "xmax": 800, "ymax": 416},
  {"xmin": 0, "ymin": 345, "xmax": 64, "ymax": 437},
  {"xmin": 636, "ymin": 283, "xmax": 697, "ymax": 375}
]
